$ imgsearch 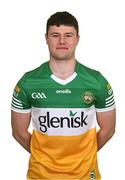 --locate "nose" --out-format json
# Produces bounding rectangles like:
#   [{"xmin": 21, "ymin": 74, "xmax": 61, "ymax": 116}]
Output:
[{"xmin": 59, "ymin": 35, "xmax": 65, "ymax": 44}]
